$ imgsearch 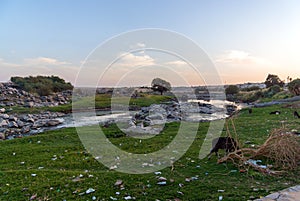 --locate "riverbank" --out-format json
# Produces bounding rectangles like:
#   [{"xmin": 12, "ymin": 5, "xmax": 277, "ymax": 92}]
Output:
[{"xmin": 0, "ymin": 103, "xmax": 299, "ymax": 200}]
